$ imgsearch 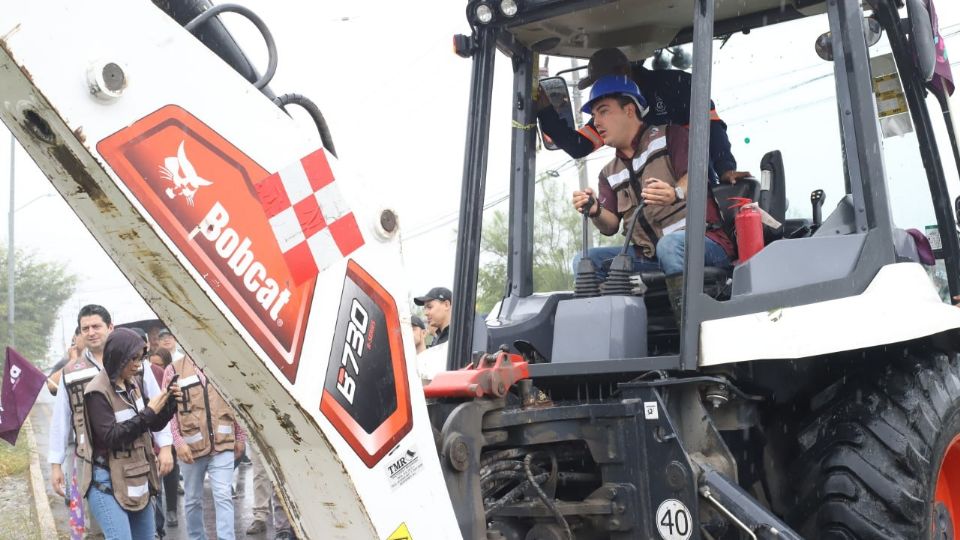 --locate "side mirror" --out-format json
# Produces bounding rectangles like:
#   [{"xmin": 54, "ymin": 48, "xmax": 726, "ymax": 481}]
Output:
[
  {"xmin": 538, "ymin": 76, "xmax": 576, "ymax": 151},
  {"xmin": 906, "ymin": 0, "xmax": 936, "ymax": 82},
  {"xmin": 815, "ymin": 17, "xmax": 883, "ymax": 62}
]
